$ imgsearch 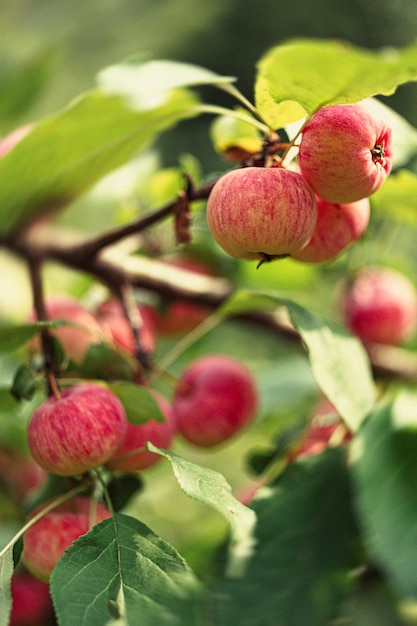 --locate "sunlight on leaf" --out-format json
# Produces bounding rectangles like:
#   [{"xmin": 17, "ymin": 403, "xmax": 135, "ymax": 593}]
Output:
[
  {"xmin": 256, "ymin": 38, "xmax": 417, "ymax": 126},
  {"xmin": 148, "ymin": 443, "xmax": 257, "ymax": 578}
]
